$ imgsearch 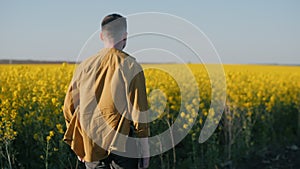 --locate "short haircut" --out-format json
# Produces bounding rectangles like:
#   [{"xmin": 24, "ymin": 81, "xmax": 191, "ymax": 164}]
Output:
[{"xmin": 101, "ymin": 14, "xmax": 127, "ymax": 42}]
